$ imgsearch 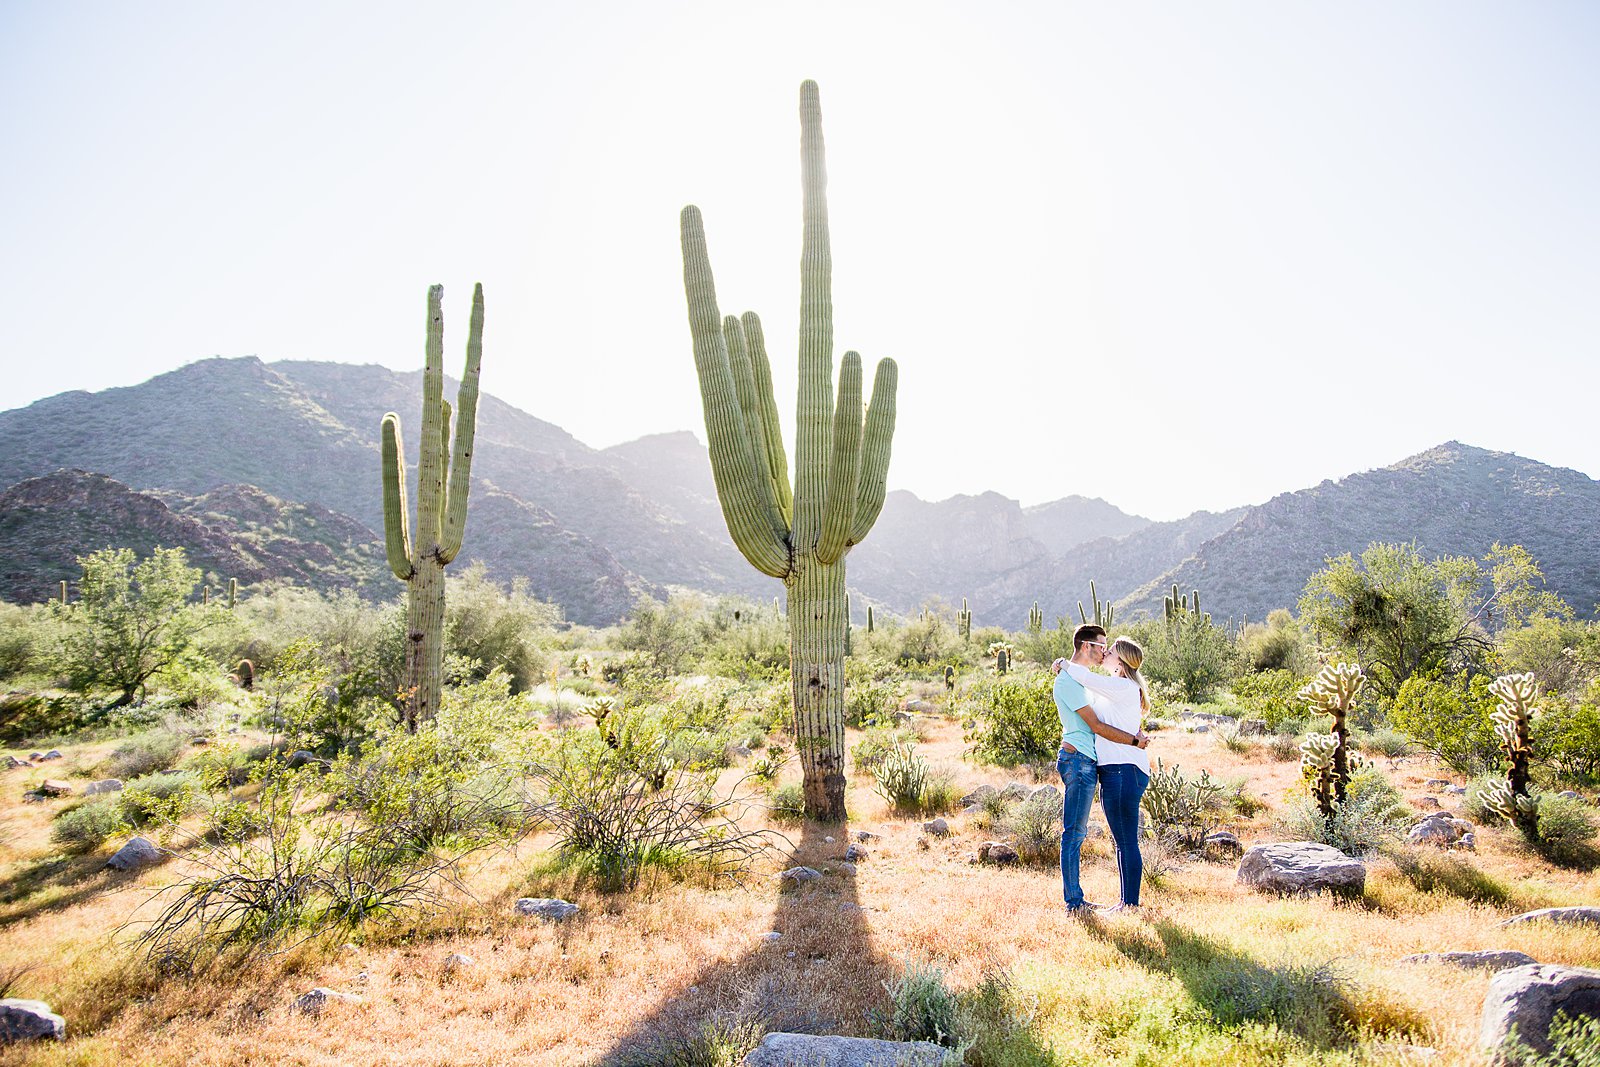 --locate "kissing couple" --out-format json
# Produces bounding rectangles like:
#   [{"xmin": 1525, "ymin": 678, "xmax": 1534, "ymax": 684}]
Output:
[{"xmin": 1051, "ymin": 623, "xmax": 1153, "ymax": 915}]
